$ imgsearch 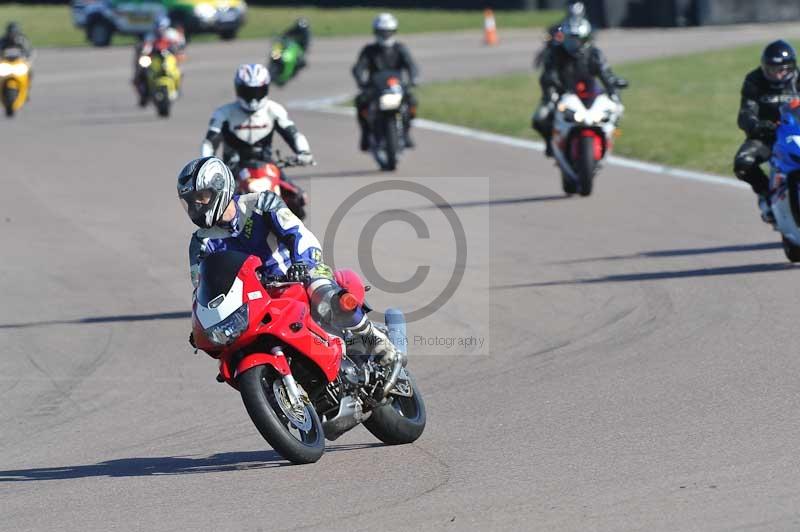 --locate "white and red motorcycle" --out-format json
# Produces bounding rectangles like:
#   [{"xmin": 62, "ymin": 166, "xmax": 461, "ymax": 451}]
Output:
[{"xmin": 550, "ymin": 80, "xmax": 626, "ymax": 196}]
